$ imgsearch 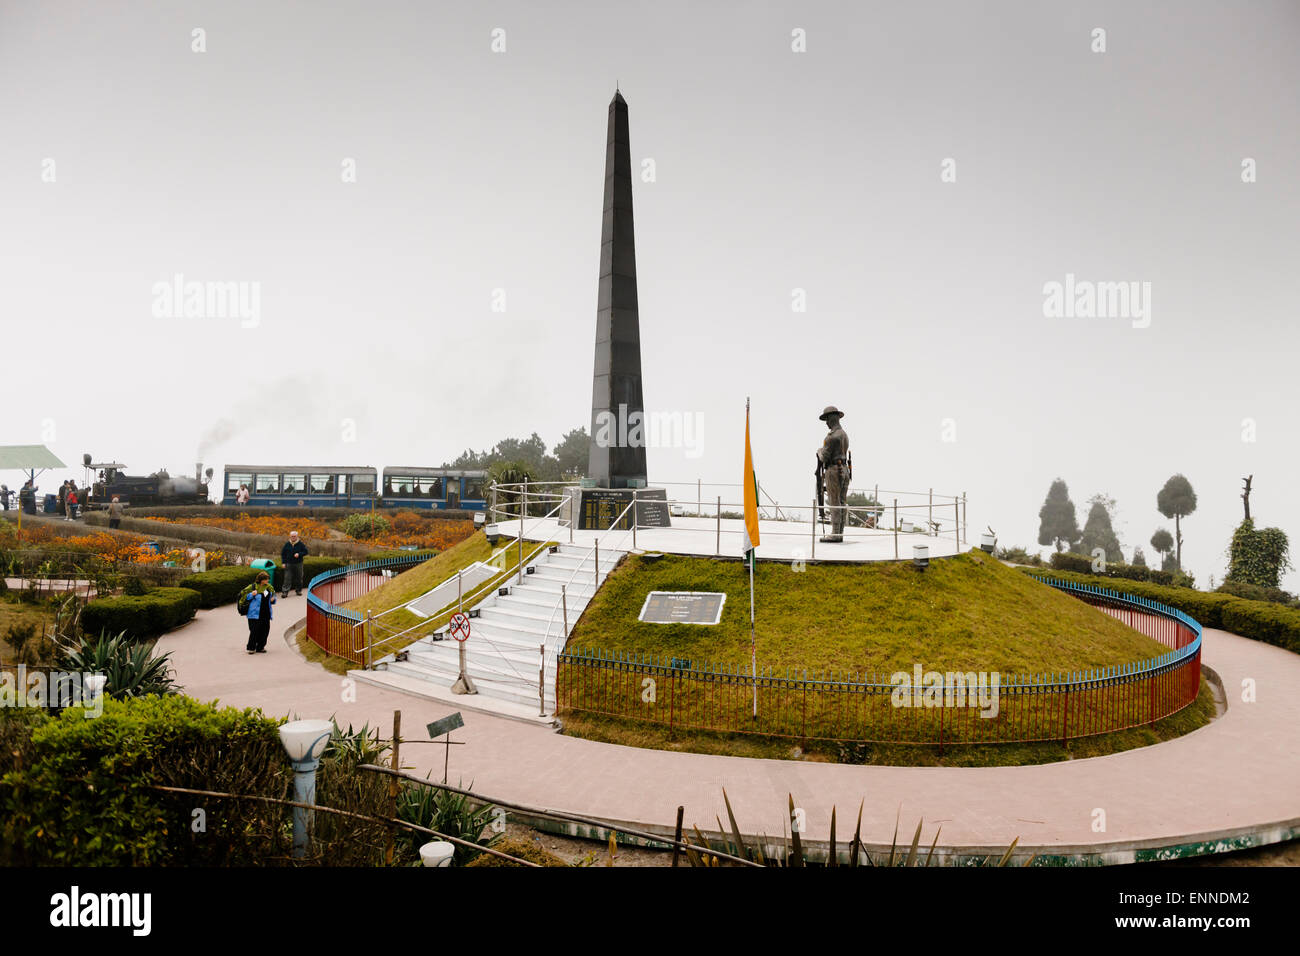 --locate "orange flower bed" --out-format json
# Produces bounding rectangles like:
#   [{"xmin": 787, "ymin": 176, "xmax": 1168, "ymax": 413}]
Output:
[
  {"xmin": 364, "ymin": 516, "xmax": 476, "ymax": 551},
  {"xmin": 149, "ymin": 514, "xmax": 335, "ymax": 539}
]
